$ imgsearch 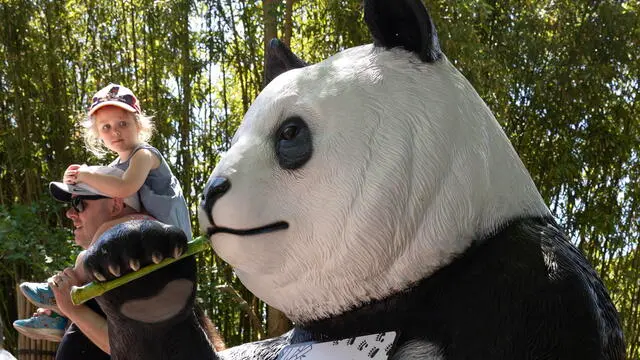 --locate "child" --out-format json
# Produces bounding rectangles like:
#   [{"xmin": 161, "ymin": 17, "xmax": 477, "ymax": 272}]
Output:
[{"xmin": 14, "ymin": 83, "xmax": 192, "ymax": 341}]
